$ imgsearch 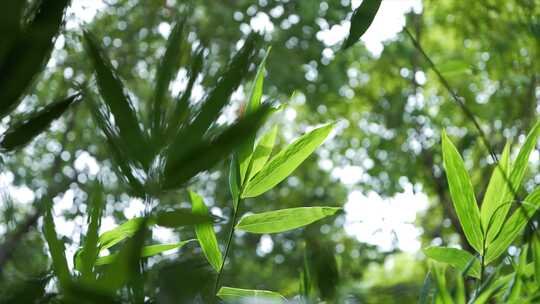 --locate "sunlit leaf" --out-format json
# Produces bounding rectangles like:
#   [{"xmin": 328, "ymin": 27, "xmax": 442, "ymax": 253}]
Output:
[
  {"xmin": 486, "ymin": 187, "xmax": 540, "ymax": 263},
  {"xmin": 98, "ymin": 217, "xmax": 146, "ymax": 251},
  {"xmin": 0, "ymin": 0, "xmax": 70, "ymax": 118},
  {"xmin": 217, "ymin": 287, "xmax": 286, "ymax": 303},
  {"xmin": 190, "ymin": 191, "xmax": 222, "ymax": 272},
  {"xmin": 154, "ymin": 209, "xmax": 213, "ymax": 227},
  {"xmin": 431, "ymin": 264, "xmax": 453, "ymax": 304},
  {"xmin": 83, "ymin": 31, "xmax": 151, "ymax": 169},
  {"xmin": 341, "ymin": 0, "xmax": 382, "ymax": 50},
  {"xmin": 0, "ymin": 93, "xmax": 80, "ymax": 151},
  {"xmin": 423, "ymin": 247, "xmax": 480, "ymax": 278},
  {"xmin": 442, "ymin": 131, "xmax": 483, "ymax": 254},
  {"xmin": 533, "ymin": 236, "xmax": 540, "ymax": 285},
  {"xmin": 229, "ymin": 154, "xmax": 241, "ymax": 210},
  {"xmin": 95, "ymin": 240, "xmax": 195, "ymax": 266},
  {"xmin": 242, "ymin": 123, "xmax": 334, "ymax": 198},
  {"xmin": 245, "ymin": 125, "xmax": 279, "ymax": 183},
  {"xmin": 236, "ymin": 207, "xmax": 341, "ymax": 234}
]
